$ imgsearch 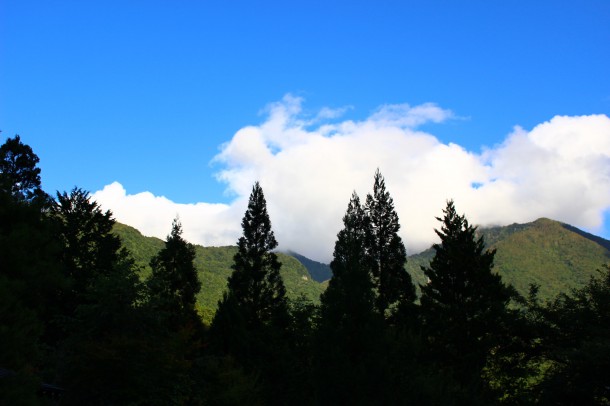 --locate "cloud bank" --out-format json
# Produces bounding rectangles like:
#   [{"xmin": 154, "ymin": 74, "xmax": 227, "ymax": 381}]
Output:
[{"xmin": 93, "ymin": 95, "xmax": 610, "ymax": 263}]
